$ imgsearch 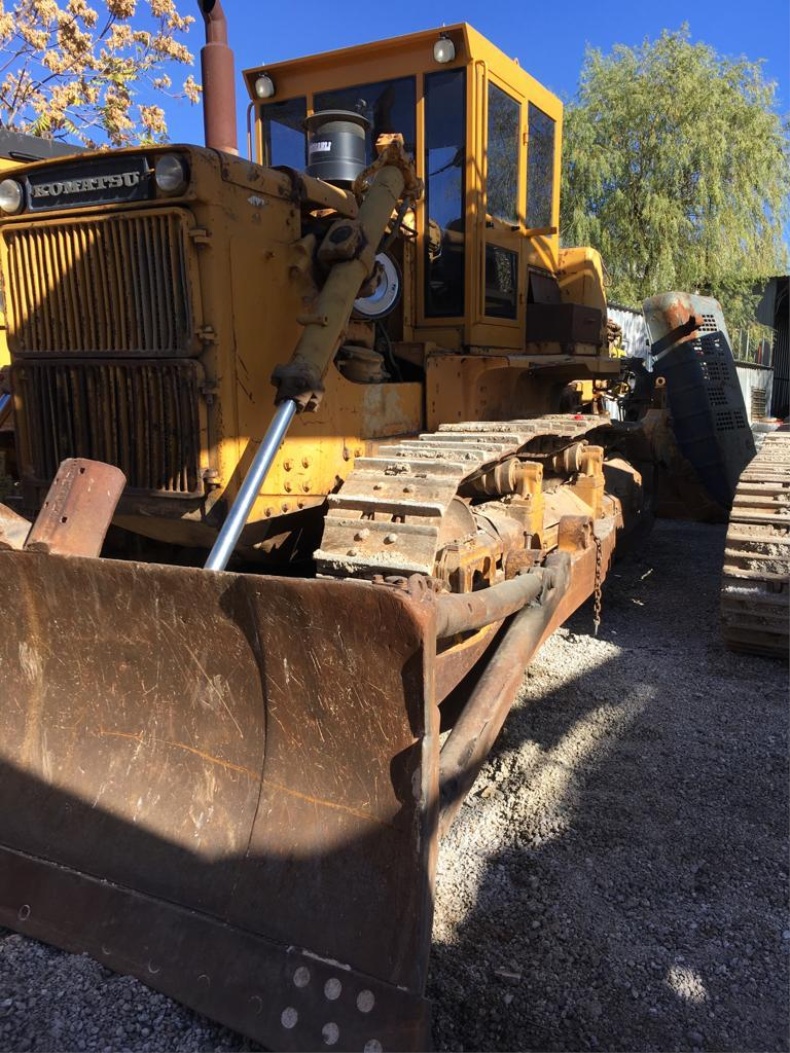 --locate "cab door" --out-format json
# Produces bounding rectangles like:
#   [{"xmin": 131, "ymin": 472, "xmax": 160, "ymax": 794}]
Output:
[{"xmin": 470, "ymin": 72, "xmax": 525, "ymax": 348}]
